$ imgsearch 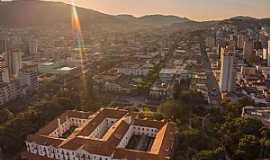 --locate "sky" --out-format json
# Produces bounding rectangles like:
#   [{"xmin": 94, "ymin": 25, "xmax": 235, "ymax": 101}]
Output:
[{"xmin": 50, "ymin": 0, "xmax": 269, "ymax": 21}]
